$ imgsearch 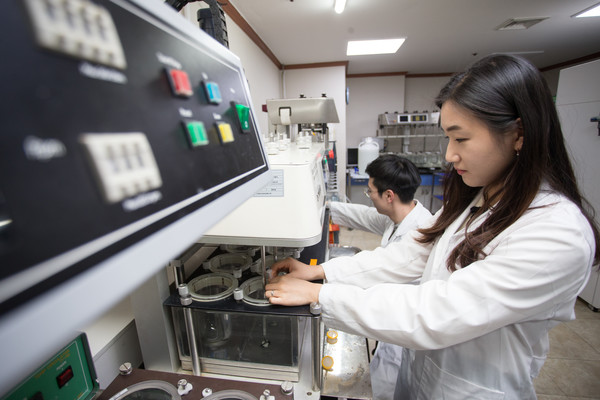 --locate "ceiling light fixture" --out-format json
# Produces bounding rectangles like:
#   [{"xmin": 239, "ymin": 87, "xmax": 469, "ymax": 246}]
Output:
[
  {"xmin": 334, "ymin": 0, "xmax": 346, "ymax": 14},
  {"xmin": 572, "ymin": 2, "xmax": 600, "ymax": 17},
  {"xmin": 346, "ymin": 38, "xmax": 405, "ymax": 56}
]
